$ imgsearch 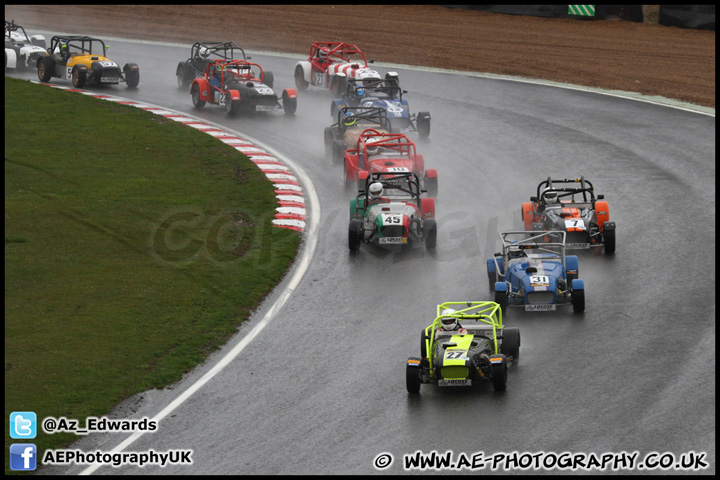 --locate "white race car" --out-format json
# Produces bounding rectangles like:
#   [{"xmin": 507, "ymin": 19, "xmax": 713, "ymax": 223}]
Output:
[
  {"xmin": 5, "ymin": 20, "xmax": 46, "ymax": 71},
  {"xmin": 294, "ymin": 42, "xmax": 382, "ymax": 97}
]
